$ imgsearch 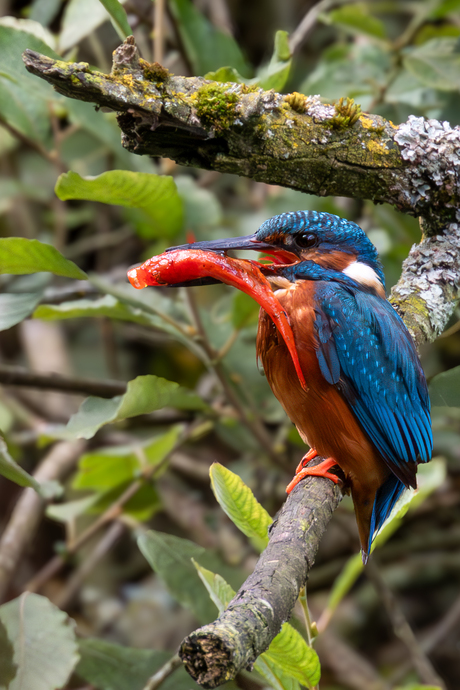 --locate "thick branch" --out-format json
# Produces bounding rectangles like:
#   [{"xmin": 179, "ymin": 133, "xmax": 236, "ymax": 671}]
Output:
[
  {"xmin": 180, "ymin": 459, "xmax": 343, "ymax": 688},
  {"xmin": 23, "ymin": 38, "xmax": 460, "ymax": 226}
]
